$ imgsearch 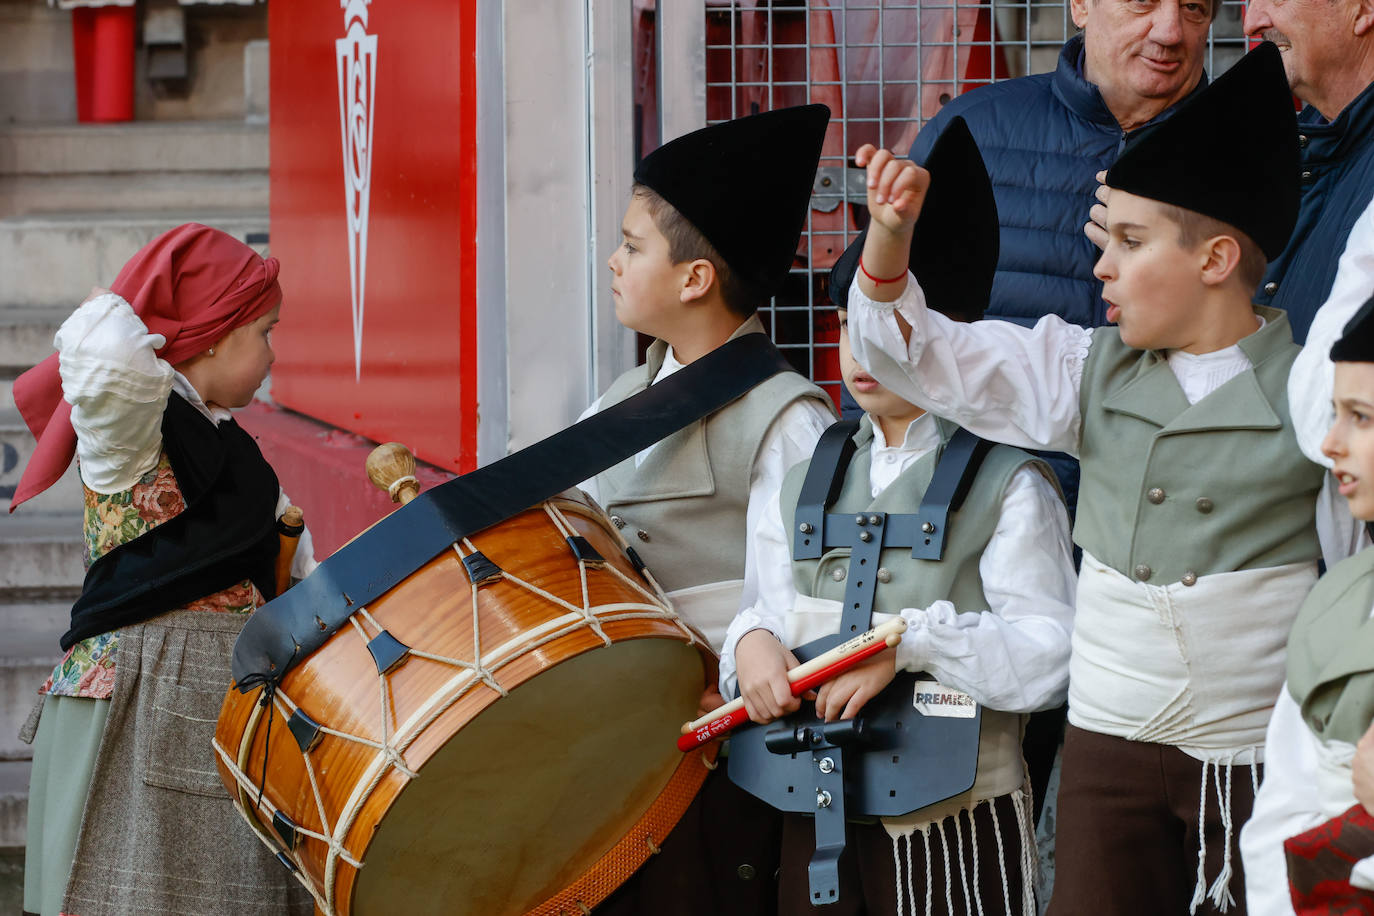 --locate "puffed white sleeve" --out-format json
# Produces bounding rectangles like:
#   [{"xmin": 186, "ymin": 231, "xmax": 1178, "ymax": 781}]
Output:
[
  {"xmin": 893, "ymin": 464, "xmax": 1077, "ymax": 712},
  {"xmin": 719, "ymin": 483, "xmax": 798, "ymax": 700},
  {"xmin": 56, "ymin": 293, "xmax": 174, "ymax": 493},
  {"xmin": 845, "ymin": 274, "xmax": 1091, "ymax": 456},
  {"xmin": 1289, "ymin": 199, "xmax": 1374, "ymax": 467},
  {"xmin": 741, "ymin": 396, "xmax": 835, "ymax": 612},
  {"xmin": 1240, "ymin": 686, "xmax": 1323, "ymax": 916}
]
